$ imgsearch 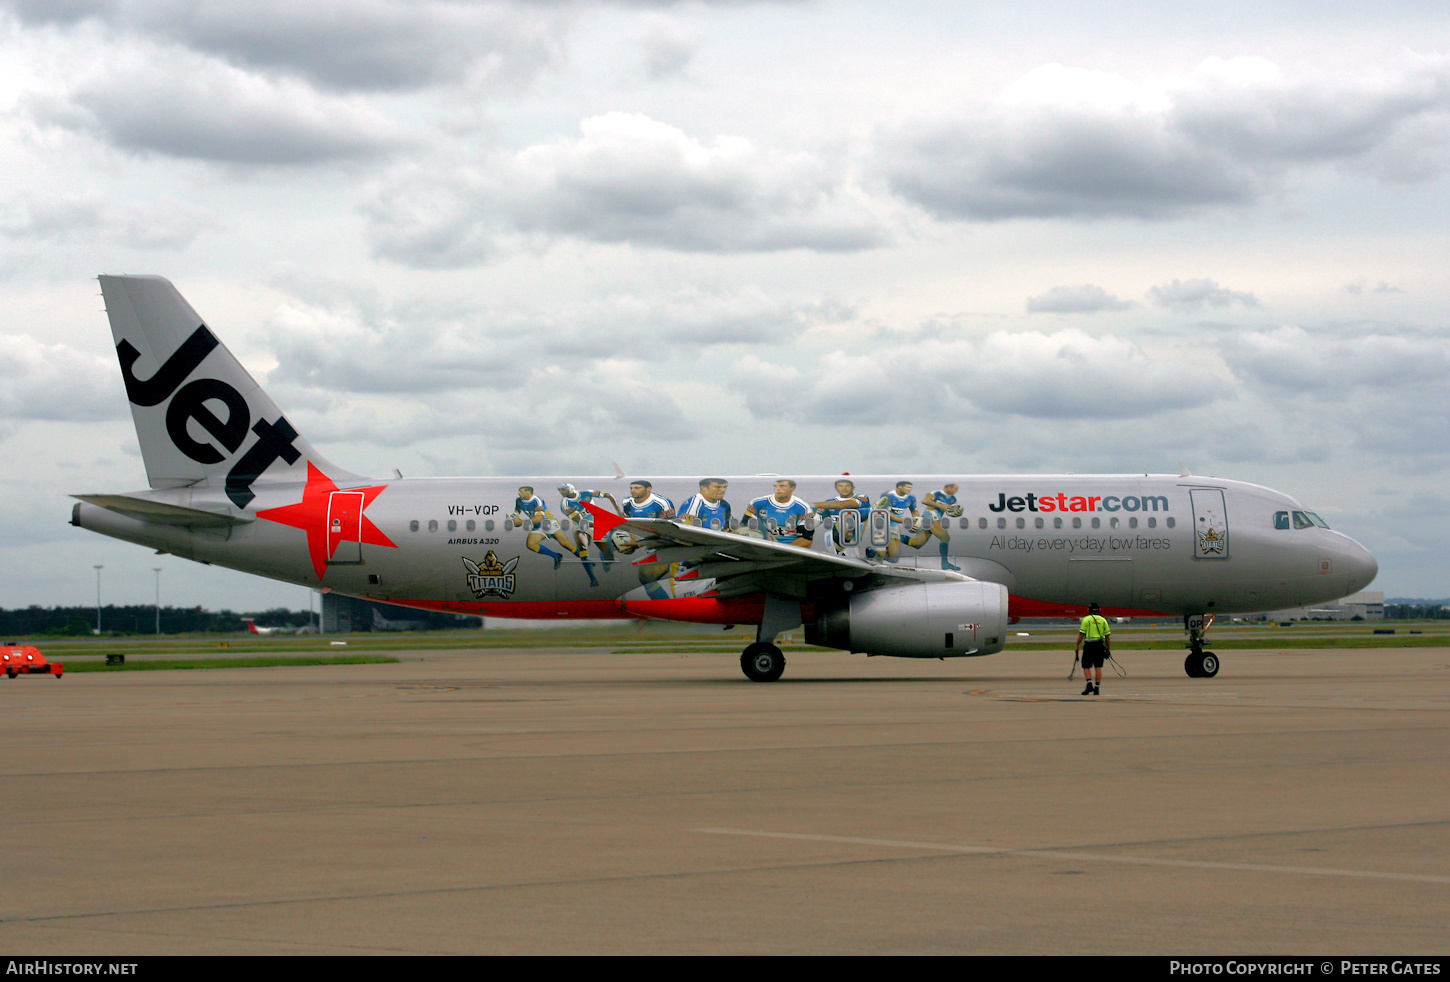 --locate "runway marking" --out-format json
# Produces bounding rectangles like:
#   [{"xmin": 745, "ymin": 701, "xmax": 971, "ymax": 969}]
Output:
[
  {"xmin": 967, "ymin": 689, "xmax": 1243, "ymax": 703},
  {"xmin": 697, "ymin": 828, "xmax": 1450, "ymax": 885}
]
